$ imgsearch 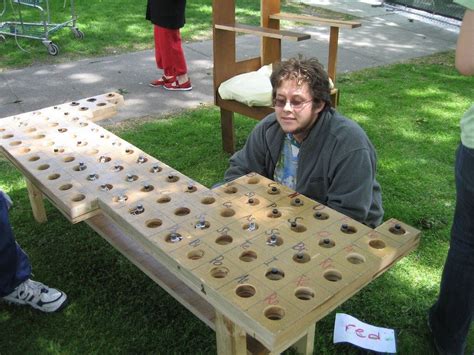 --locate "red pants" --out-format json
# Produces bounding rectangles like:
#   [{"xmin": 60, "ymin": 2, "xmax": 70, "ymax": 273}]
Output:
[{"xmin": 154, "ymin": 25, "xmax": 188, "ymax": 77}]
